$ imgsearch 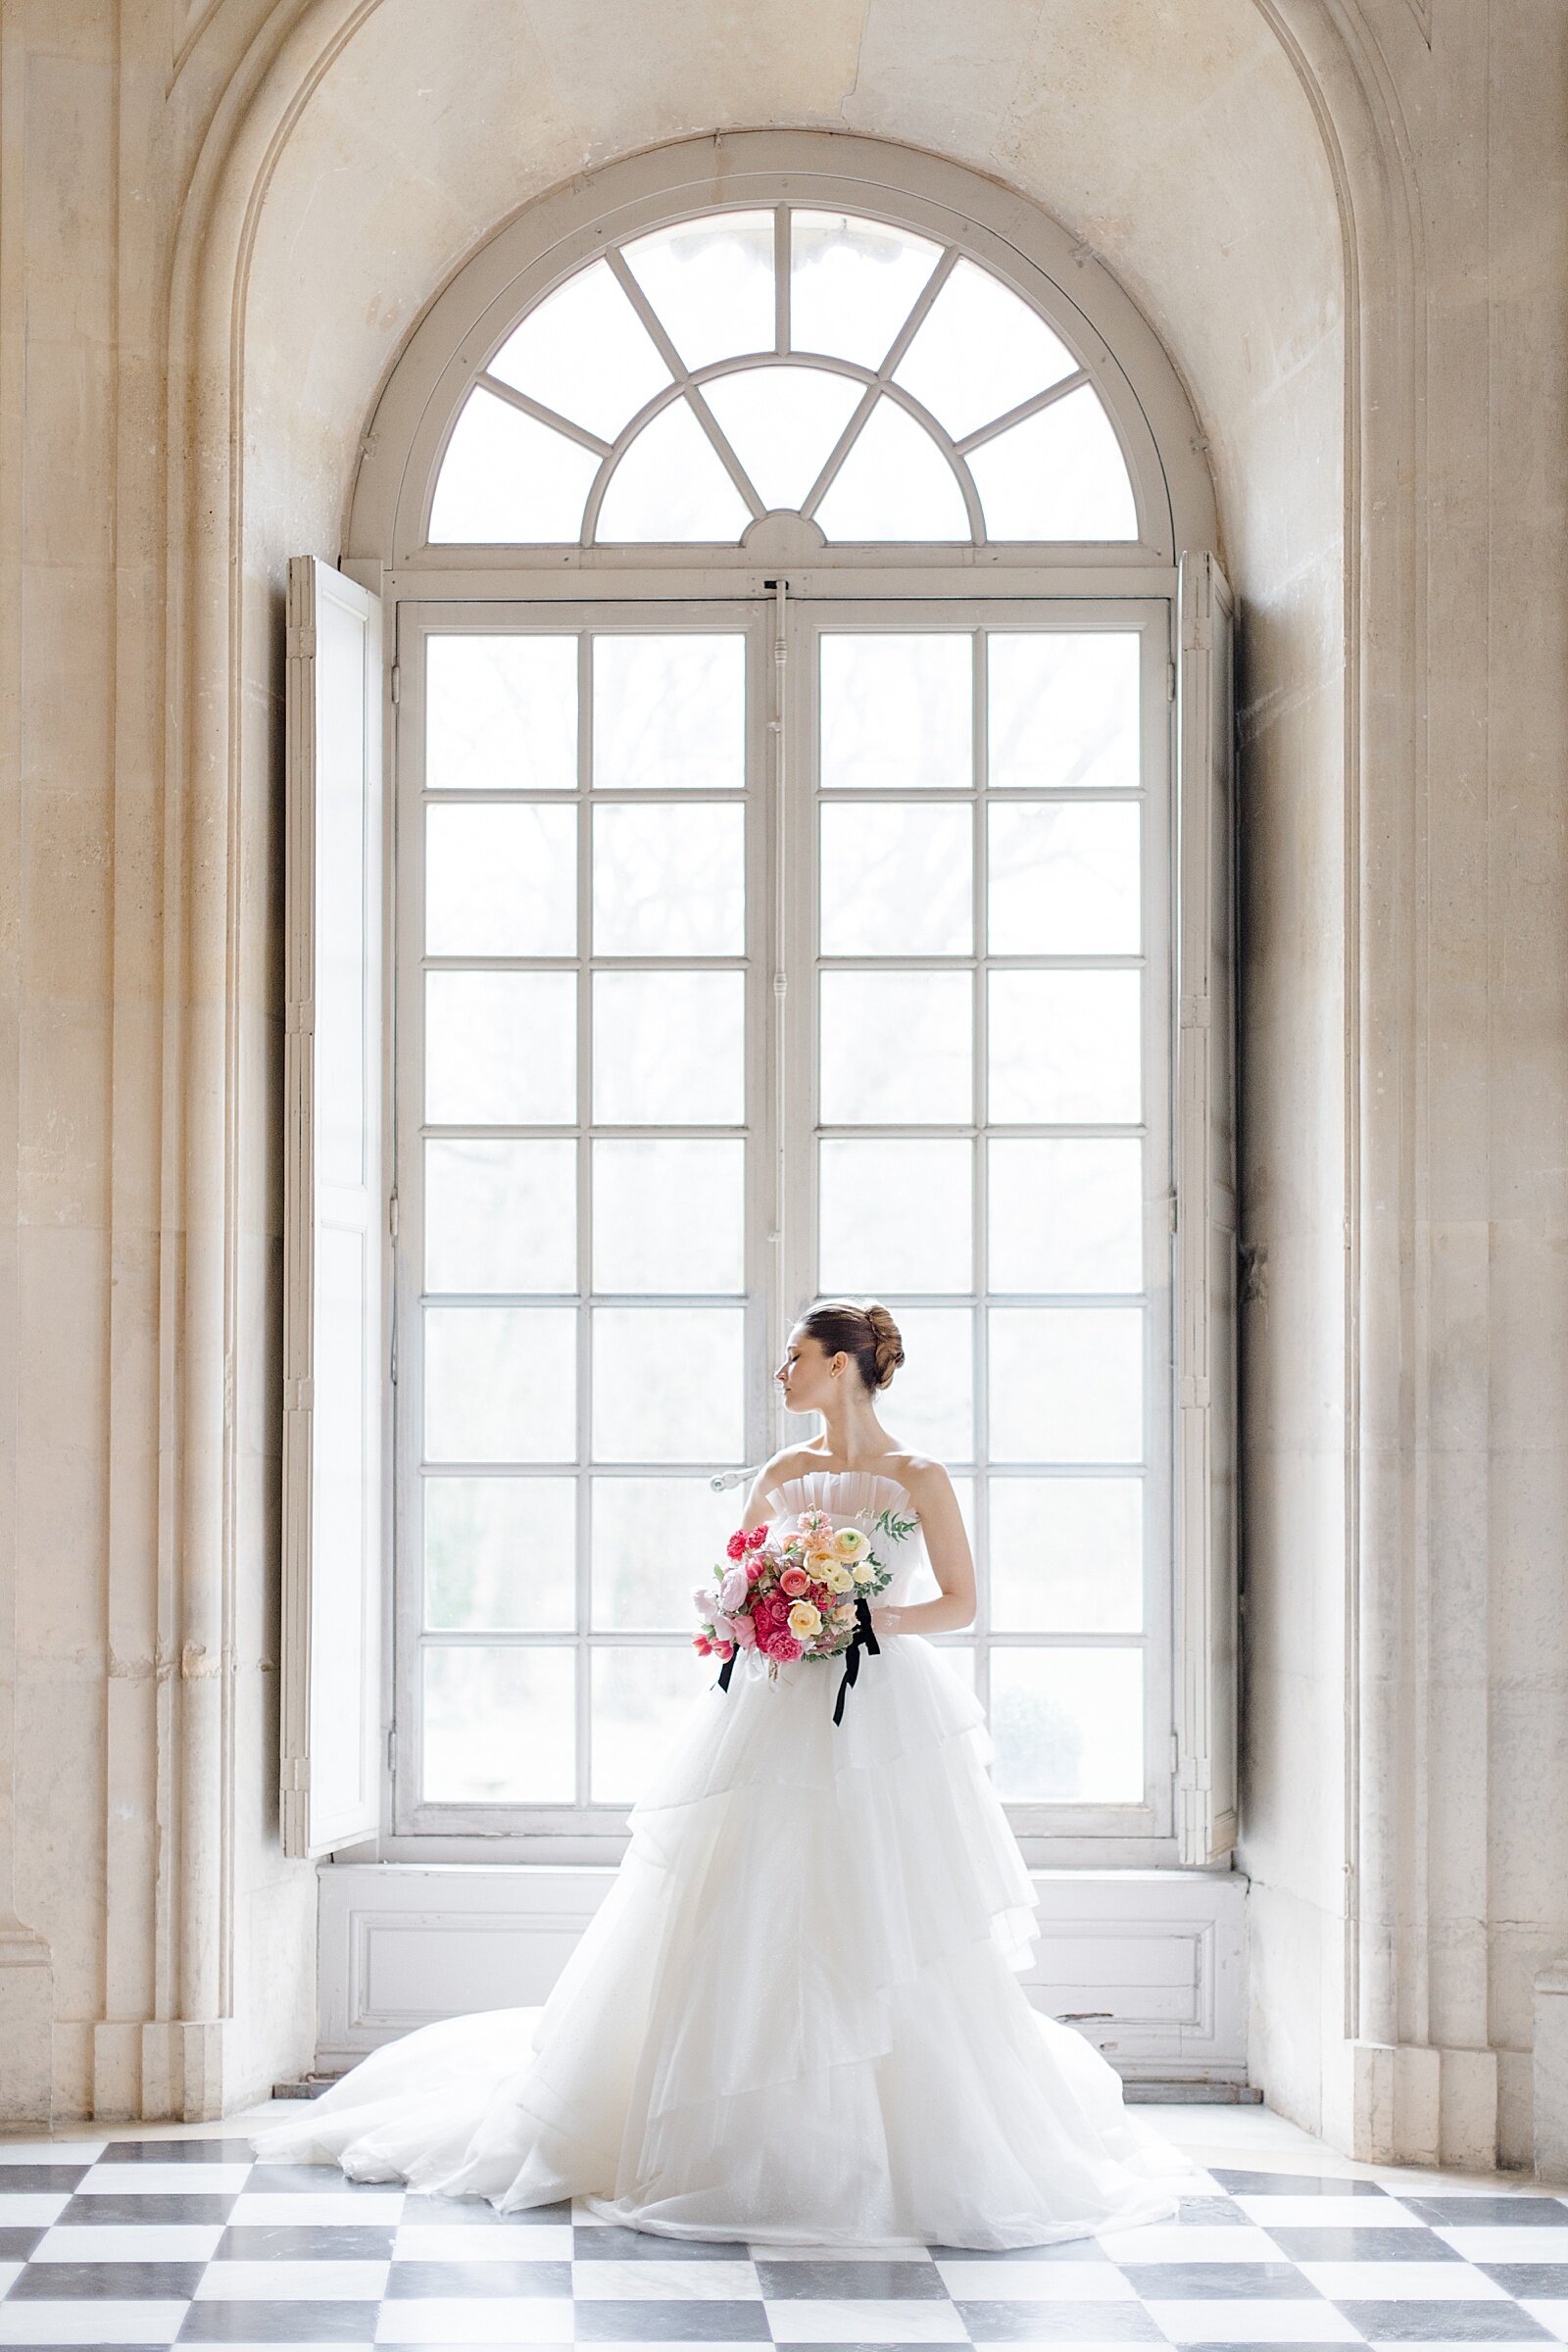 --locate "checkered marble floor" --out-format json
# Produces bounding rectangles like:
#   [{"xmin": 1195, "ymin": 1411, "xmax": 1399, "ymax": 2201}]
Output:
[{"xmin": 0, "ymin": 2130, "xmax": 1566, "ymax": 2348}]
